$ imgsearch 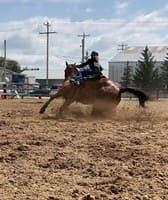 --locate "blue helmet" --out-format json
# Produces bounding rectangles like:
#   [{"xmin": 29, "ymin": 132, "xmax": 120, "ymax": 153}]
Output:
[{"xmin": 91, "ymin": 51, "xmax": 99, "ymax": 58}]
